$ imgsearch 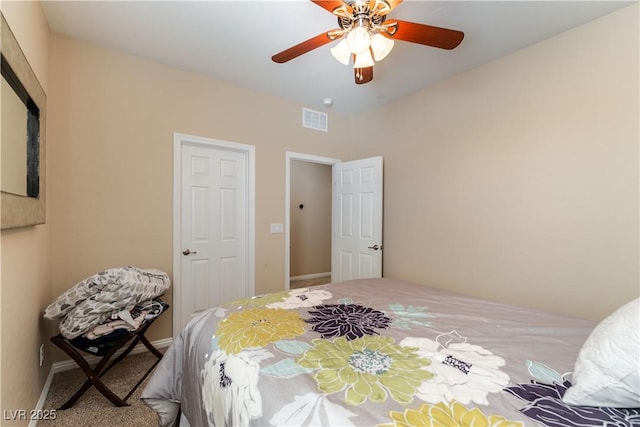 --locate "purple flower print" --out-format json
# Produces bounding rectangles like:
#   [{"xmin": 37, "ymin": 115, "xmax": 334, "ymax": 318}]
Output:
[
  {"xmin": 505, "ymin": 380, "xmax": 640, "ymax": 427},
  {"xmin": 305, "ymin": 304, "xmax": 391, "ymax": 340}
]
